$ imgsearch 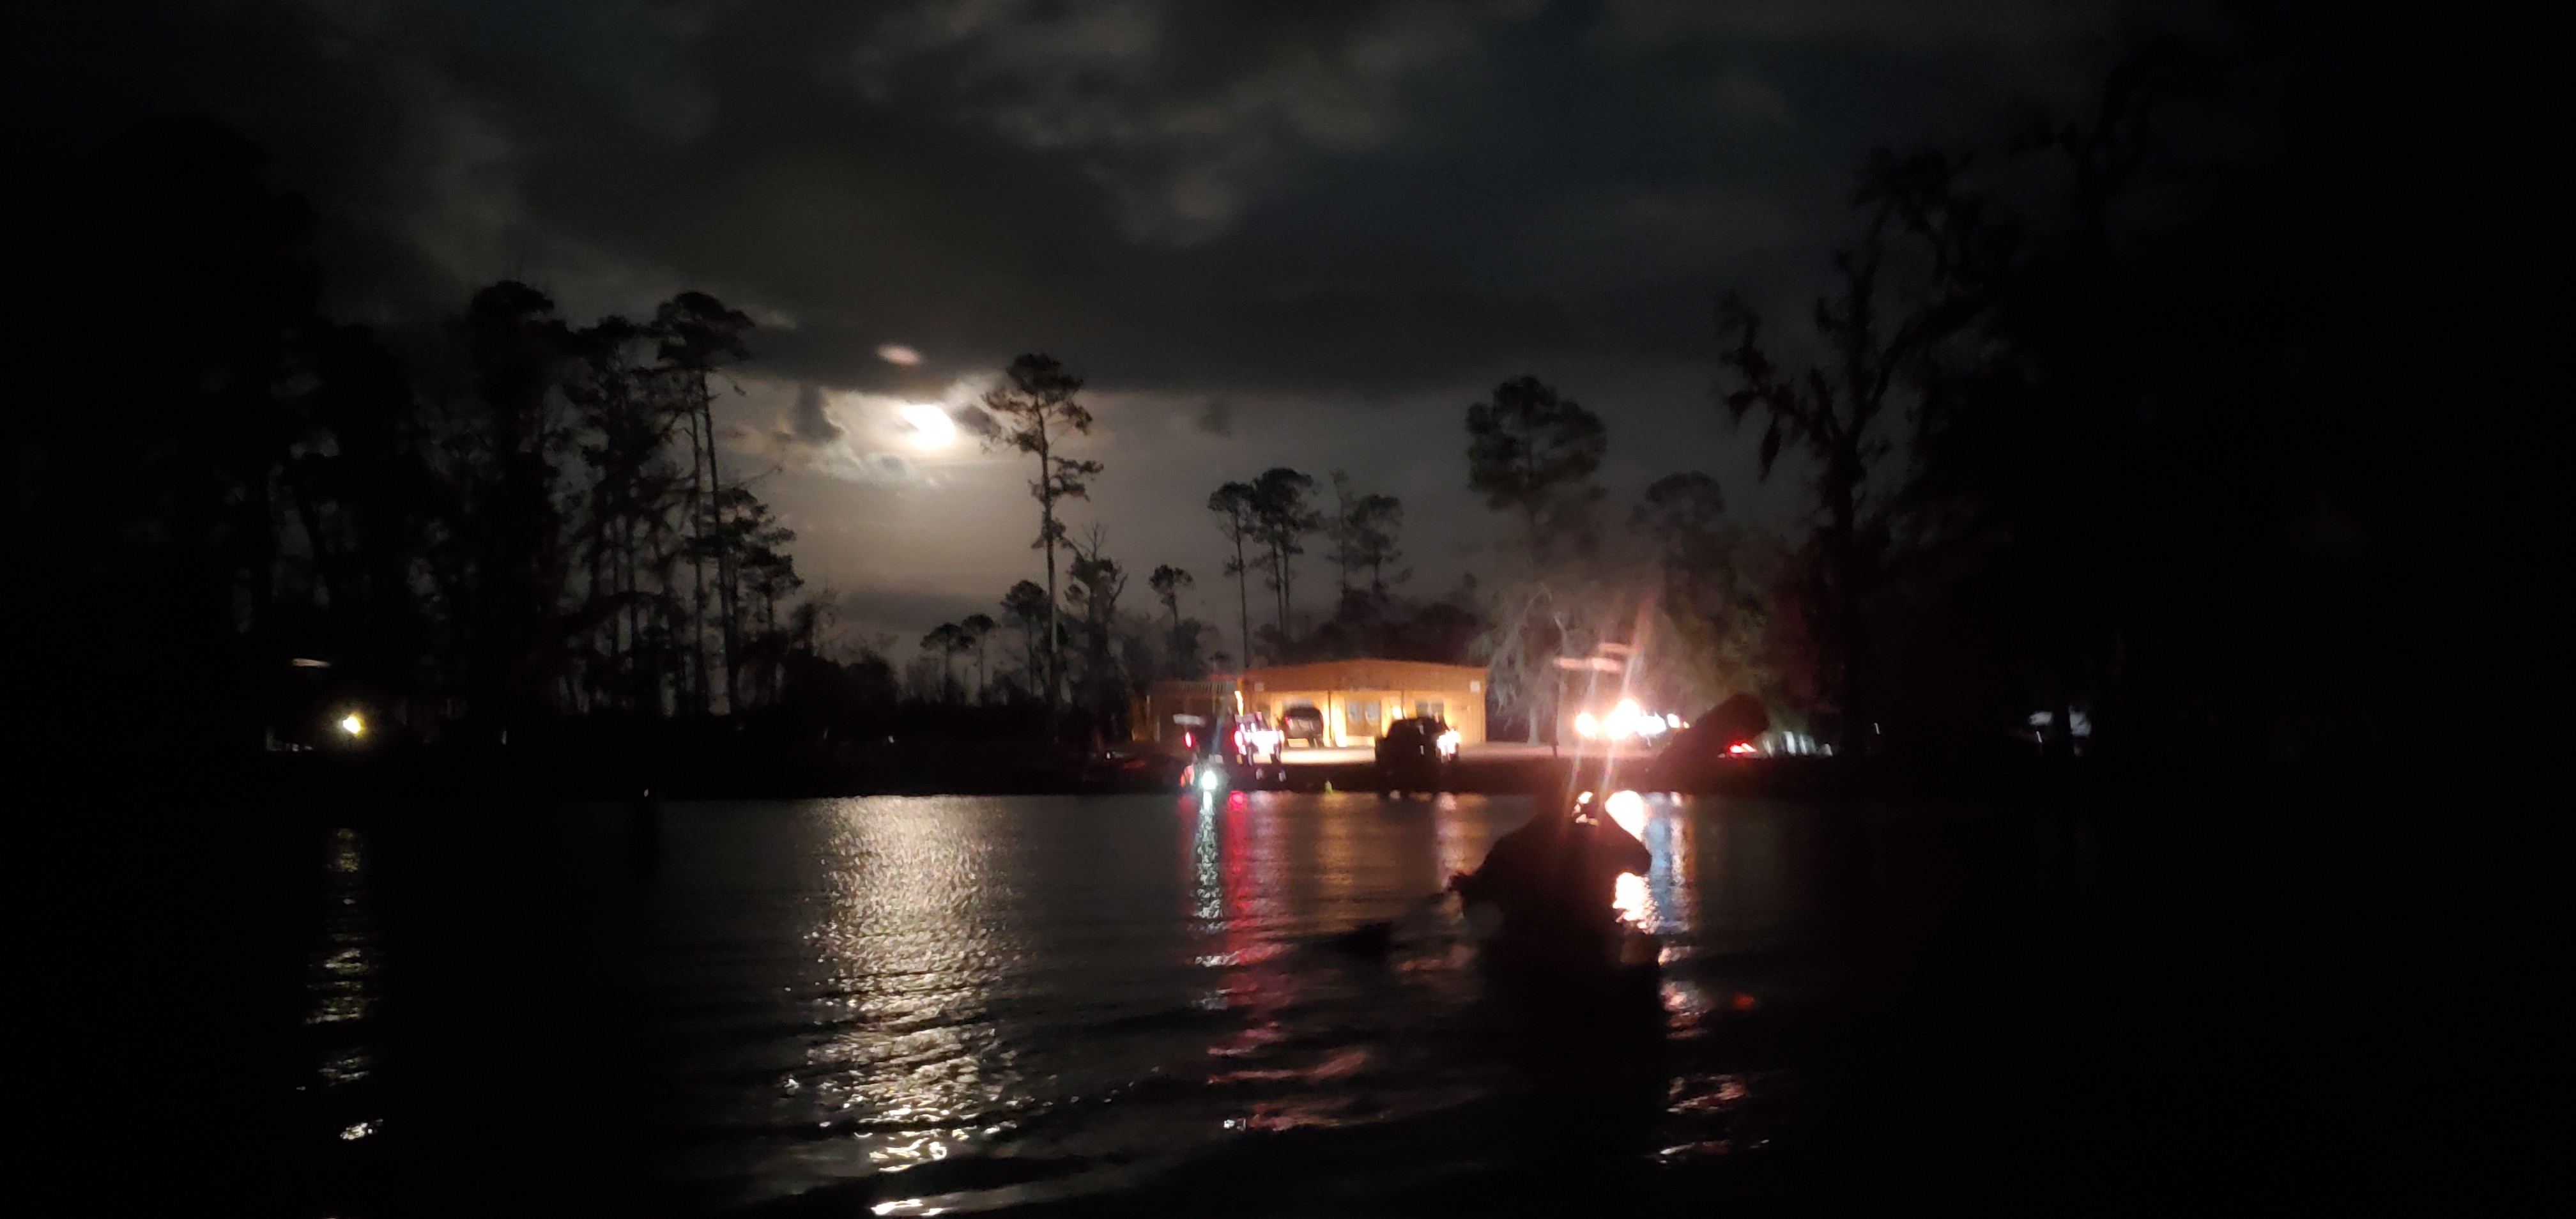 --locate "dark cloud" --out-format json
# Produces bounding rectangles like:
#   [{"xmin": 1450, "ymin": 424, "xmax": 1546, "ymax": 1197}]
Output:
[
  {"xmin": 833, "ymin": 583, "xmax": 1003, "ymax": 646},
  {"xmin": 787, "ymin": 383, "xmax": 843, "ymax": 444},
  {"xmin": 16, "ymin": 0, "xmax": 2159, "ymax": 638},
  {"xmin": 20, "ymin": 0, "xmax": 2132, "ymax": 381},
  {"xmin": 1193, "ymin": 399, "xmax": 1234, "ymax": 438}
]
